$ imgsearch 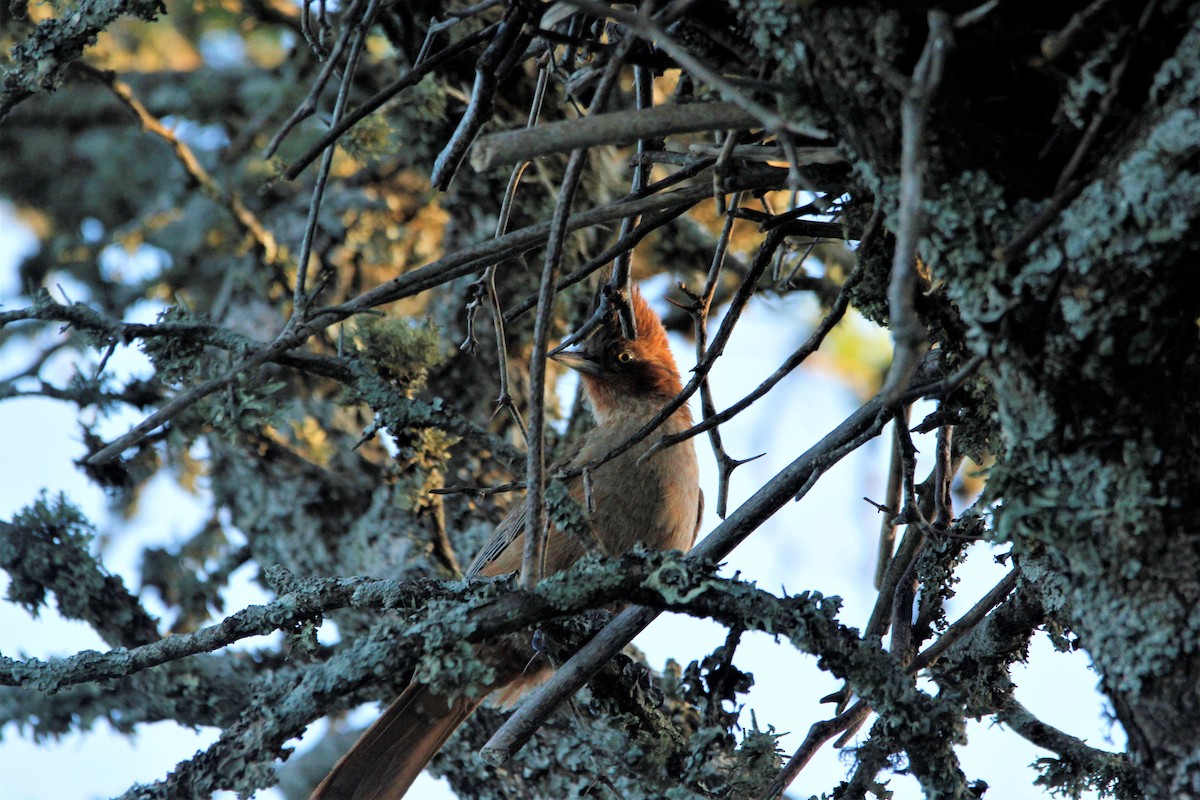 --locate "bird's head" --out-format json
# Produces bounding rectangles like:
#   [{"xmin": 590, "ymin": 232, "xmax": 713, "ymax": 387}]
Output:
[{"xmin": 552, "ymin": 287, "xmax": 684, "ymax": 422}]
